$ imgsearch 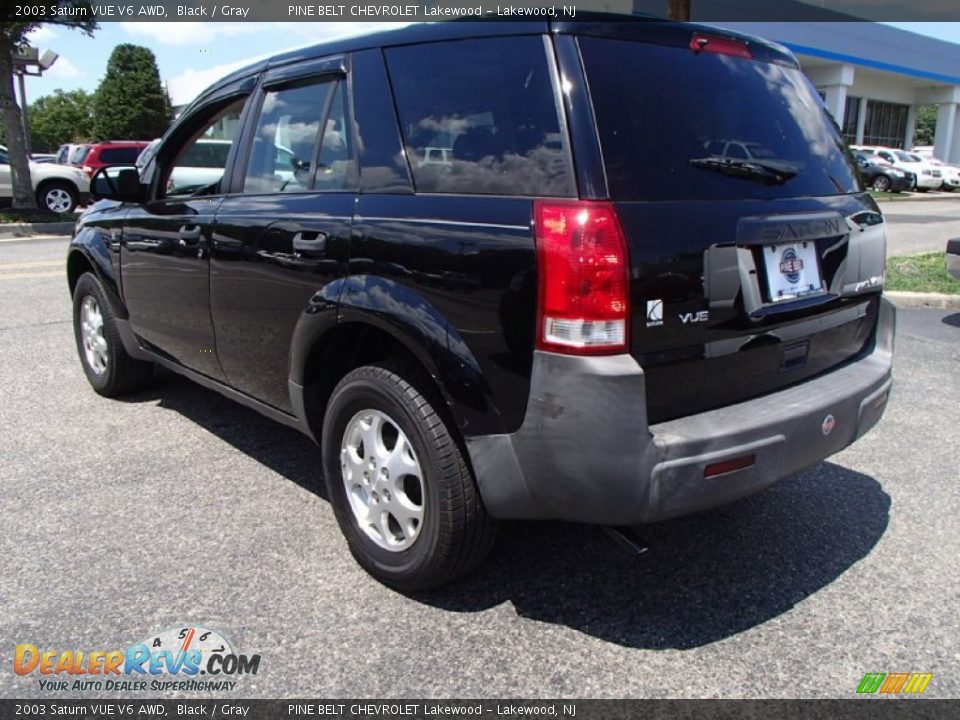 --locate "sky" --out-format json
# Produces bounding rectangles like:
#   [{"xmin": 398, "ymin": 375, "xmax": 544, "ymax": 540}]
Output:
[{"xmin": 20, "ymin": 21, "xmax": 960, "ymax": 110}]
